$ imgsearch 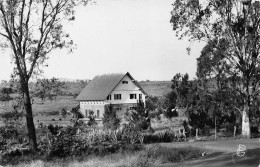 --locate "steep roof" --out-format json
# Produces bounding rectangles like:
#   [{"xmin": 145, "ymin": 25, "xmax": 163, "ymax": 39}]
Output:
[{"xmin": 76, "ymin": 72, "xmax": 147, "ymax": 101}]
